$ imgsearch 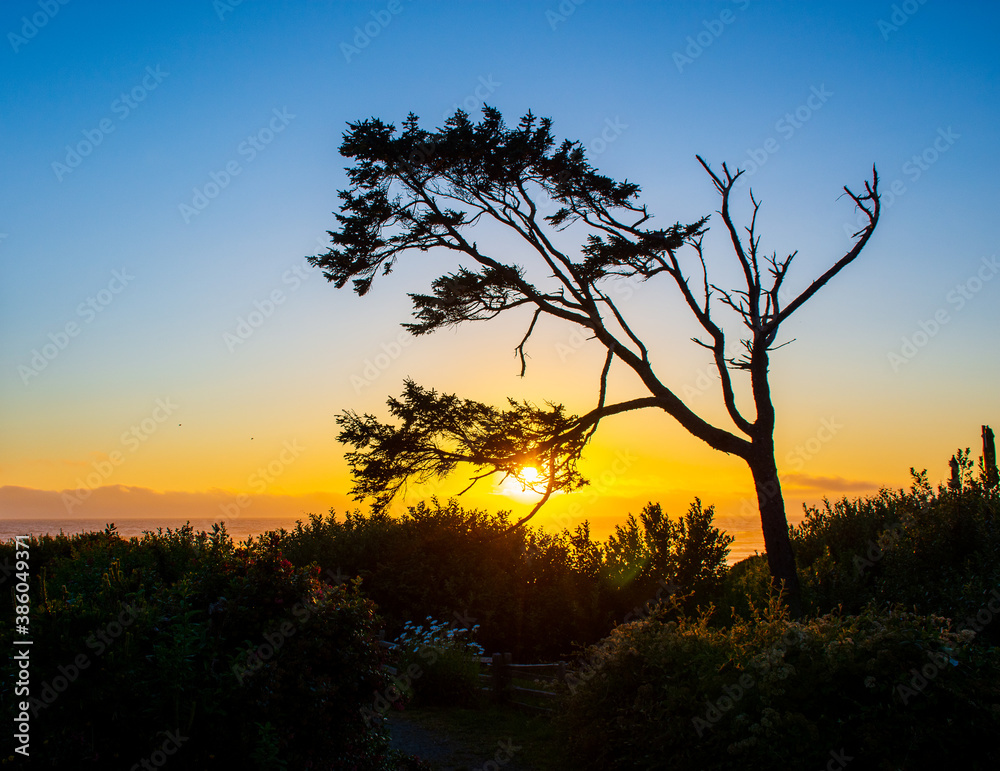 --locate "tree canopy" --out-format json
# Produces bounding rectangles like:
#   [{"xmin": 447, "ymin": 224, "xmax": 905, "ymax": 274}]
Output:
[{"xmin": 311, "ymin": 106, "xmax": 880, "ymax": 608}]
